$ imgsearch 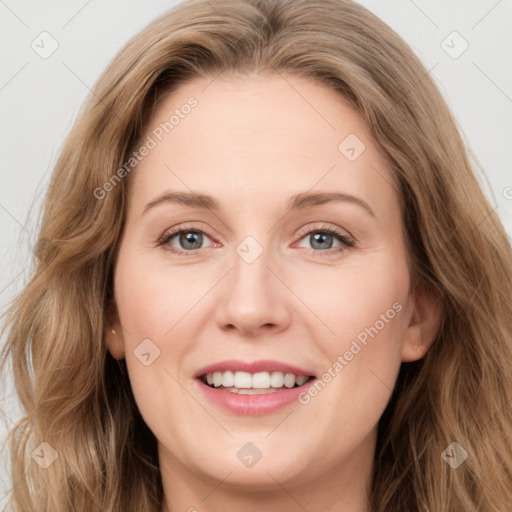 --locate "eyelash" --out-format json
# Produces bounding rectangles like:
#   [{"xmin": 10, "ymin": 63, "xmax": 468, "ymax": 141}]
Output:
[{"xmin": 156, "ymin": 223, "xmax": 355, "ymax": 257}]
